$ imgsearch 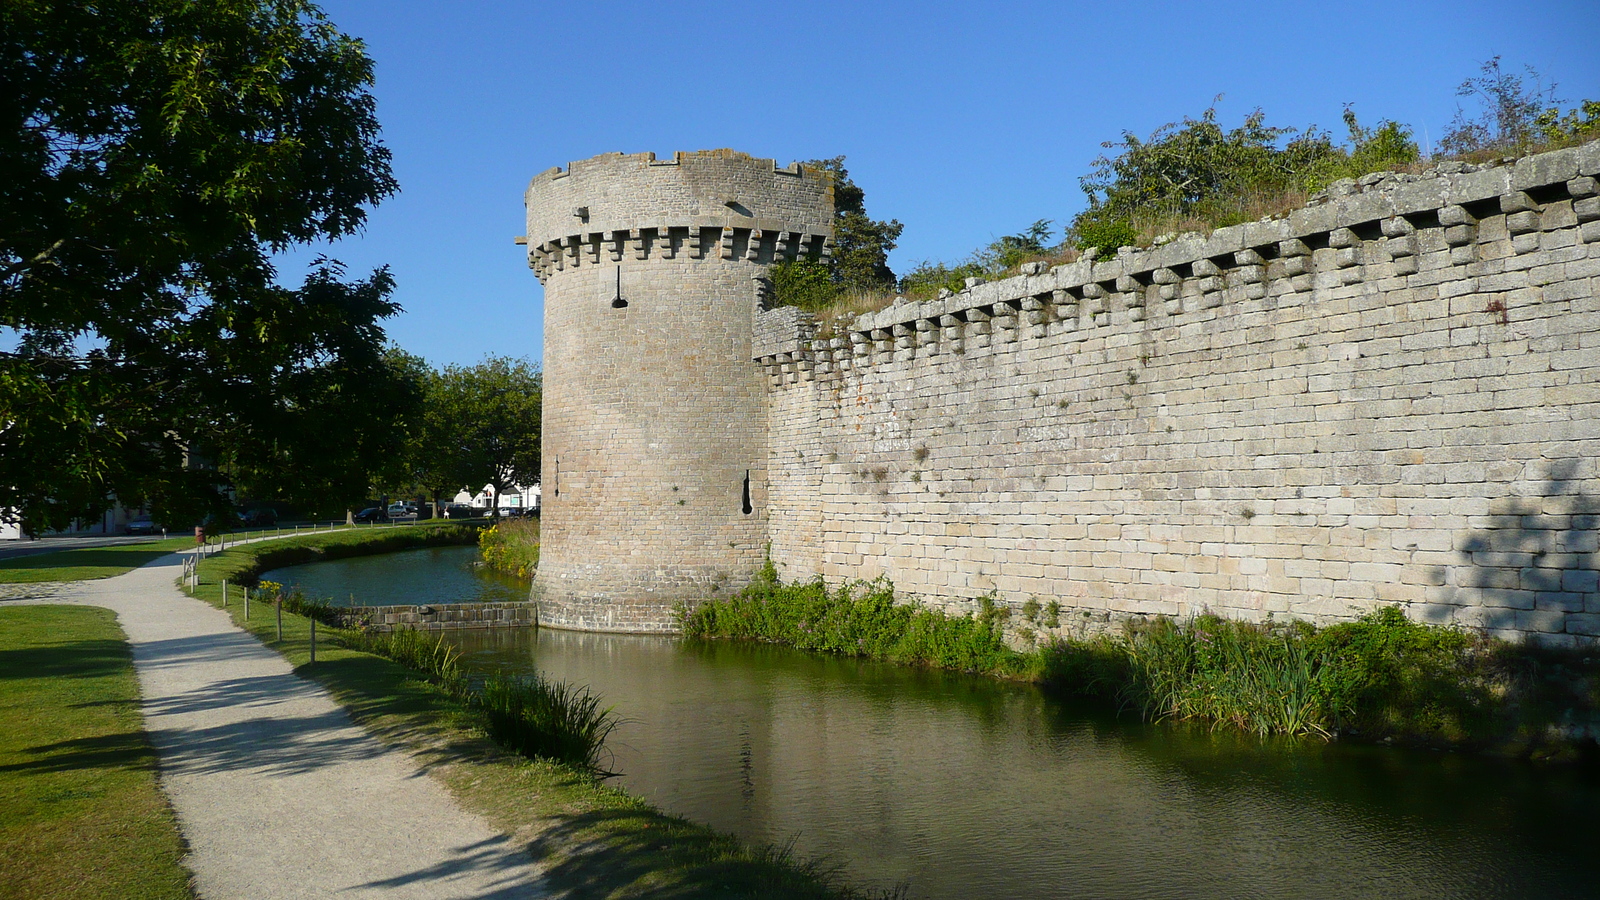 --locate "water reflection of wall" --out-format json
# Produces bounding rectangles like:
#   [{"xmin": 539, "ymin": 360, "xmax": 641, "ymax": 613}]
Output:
[{"xmin": 448, "ymin": 628, "xmax": 1599, "ymax": 900}]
